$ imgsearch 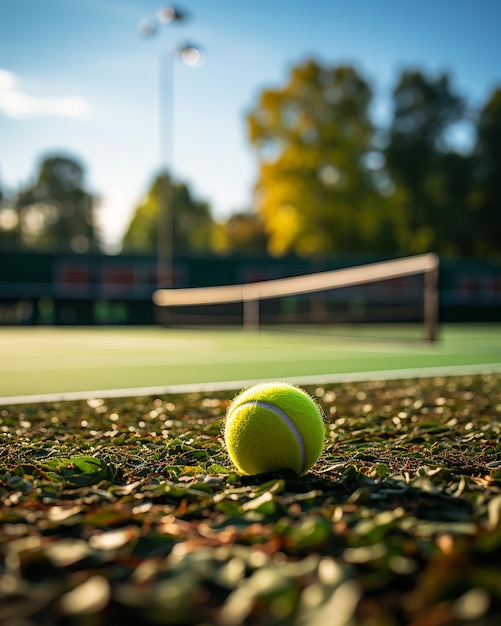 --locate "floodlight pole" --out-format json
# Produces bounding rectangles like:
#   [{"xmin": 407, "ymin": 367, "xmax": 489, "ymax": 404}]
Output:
[
  {"xmin": 138, "ymin": 6, "xmax": 202, "ymax": 296},
  {"xmin": 157, "ymin": 48, "xmax": 175, "ymax": 291}
]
